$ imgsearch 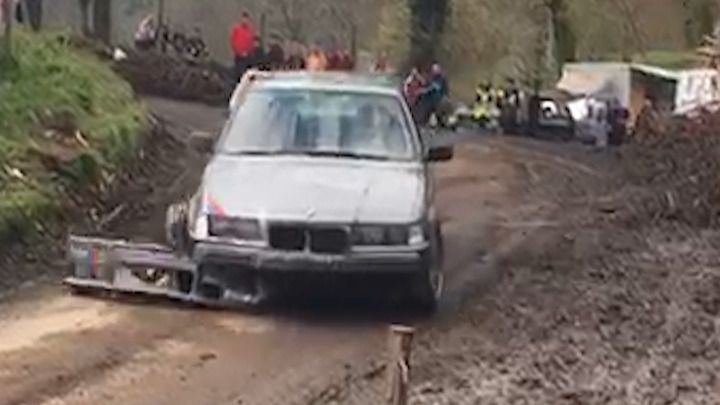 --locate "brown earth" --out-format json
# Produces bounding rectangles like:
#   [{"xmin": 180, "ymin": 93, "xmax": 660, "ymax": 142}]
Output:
[
  {"xmin": 113, "ymin": 50, "xmax": 230, "ymax": 106},
  {"xmin": 0, "ymin": 98, "xmax": 718, "ymax": 405}
]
